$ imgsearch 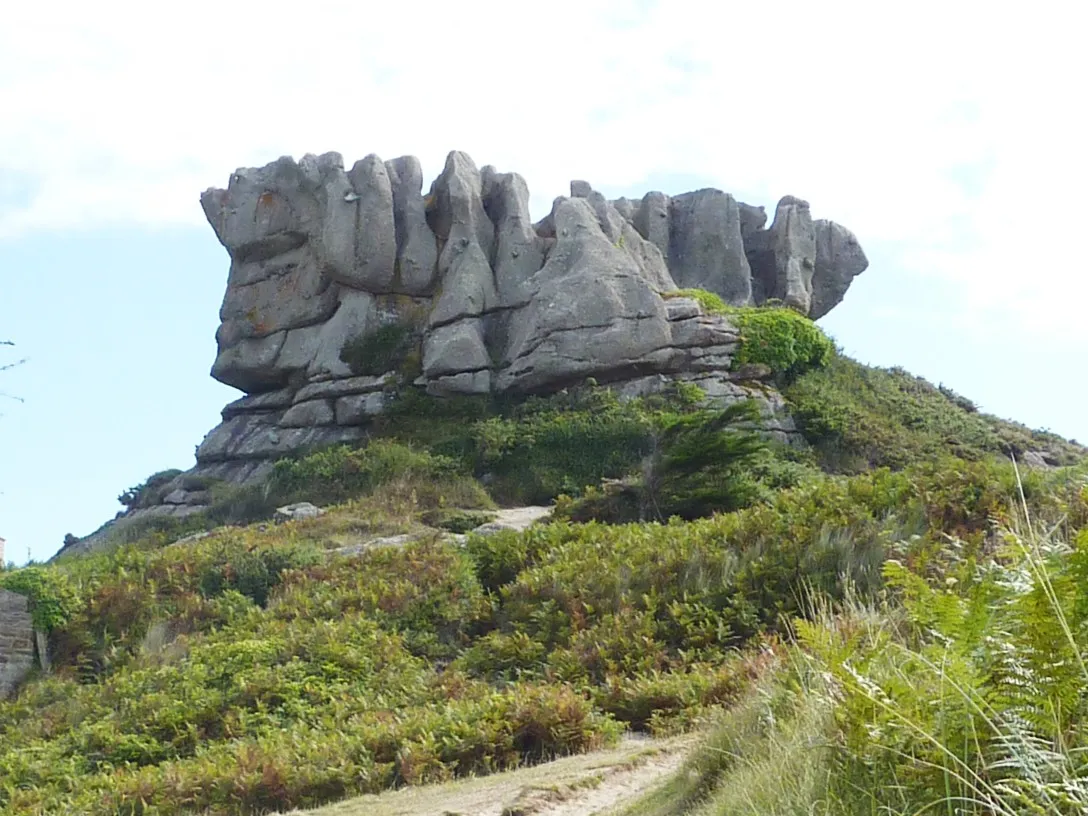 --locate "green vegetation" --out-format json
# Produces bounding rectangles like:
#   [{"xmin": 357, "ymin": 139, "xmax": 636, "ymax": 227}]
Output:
[
  {"xmin": 665, "ymin": 288, "xmax": 729, "ymax": 315},
  {"xmin": 785, "ymin": 353, "xmax": 1085, "ymax": 472},
  {"xmin": 726, "ymin": 305, "xmax": 834, "ymax": 380},
  {"xmin": 665, "ymin": 290, "xmax": 835, "ymax": 381},
  {"xmin": 339, "ymin": 322, "xmax": 419, "ymax": 377},
  {"xmin": 622, "ymin": 482, "xmax": 1088, "ymax": 815},
  {"xmin": 3, "ymin": 345, "xmax": 1087, "ymax": 815}
]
